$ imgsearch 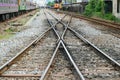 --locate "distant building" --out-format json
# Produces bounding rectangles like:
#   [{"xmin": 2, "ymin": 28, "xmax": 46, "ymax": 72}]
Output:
[
  {"xmin": 62, "ymin": 0, "xmax": 88, "ymax": 4},
  {"xmin": 62, "ymin": 0, "xmax": 88, "ymax": 13},
  {"xmin": 104, "ymin": 0, "xmax": 112, "ymax": 13},
  {"xmin": 76, "ymin": 0, "xmax": 89, "ymax": 3},
  {"xmin": 113, "ymin": 0, "xmax": 120, "ymax": 18},
  {"xmin": 62, "ymin": 0, "xmax": 120, "ymax": 18},
  {"xmin": 62, "ymin": 0, "xmax": 77, "ymax": 4}
]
